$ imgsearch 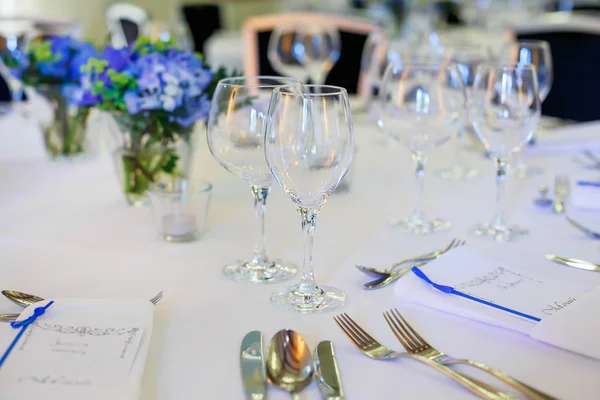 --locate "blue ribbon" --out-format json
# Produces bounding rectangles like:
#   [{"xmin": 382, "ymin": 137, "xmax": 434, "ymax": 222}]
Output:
[
  {"xmin": 577, "ymin": 181, "xmax": 600, "ymax": 188},
  {"xmin": 411, "ymin": 267, "xmax": 541, "ymax": 322},
  {"xmin": 0, "ymin": 301, "xmax": 54, "ymax": 367}
]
